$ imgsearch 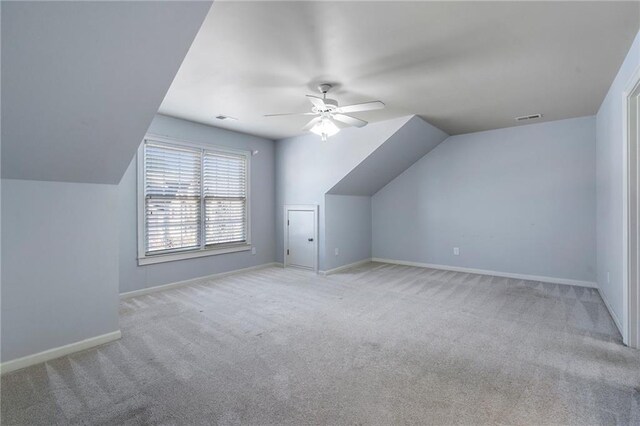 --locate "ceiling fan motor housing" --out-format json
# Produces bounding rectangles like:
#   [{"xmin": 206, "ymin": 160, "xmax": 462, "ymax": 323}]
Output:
[{"xmin": 312, "ymin": 98, "xmax": 338, "ymax": 114}]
